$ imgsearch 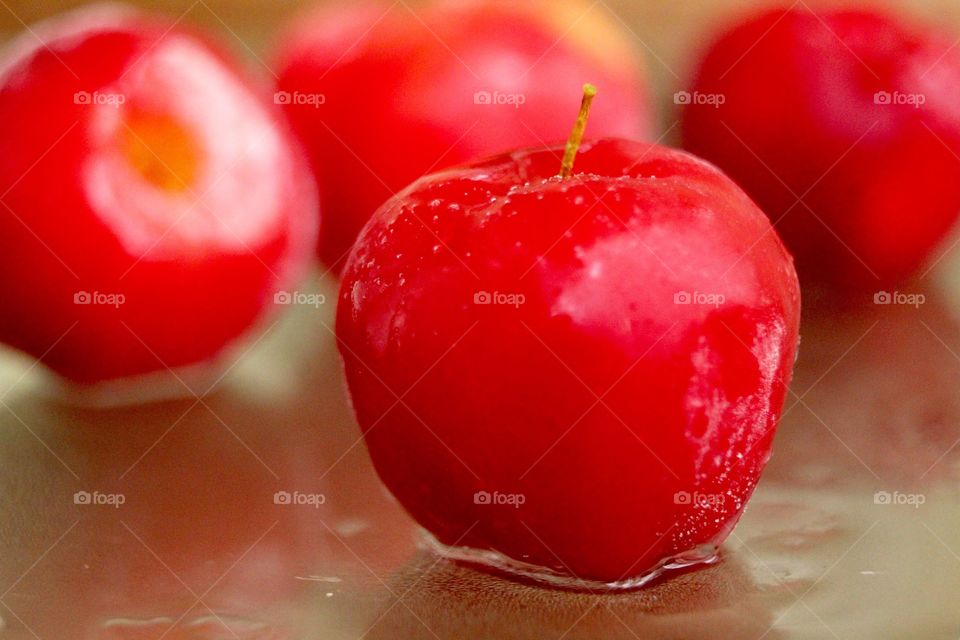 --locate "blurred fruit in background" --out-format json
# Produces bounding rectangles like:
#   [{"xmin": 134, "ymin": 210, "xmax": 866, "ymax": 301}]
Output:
[
  {"xmin": 681, "ymin": 7, "xmax": 960, "ymax": 290},
  {"xmin": 274, "ymin": 0, "xmax": 653, "ymax": 272},
  {"xmin": 0, "ymin": 5, "xmax": 318, "ymax": 385}
]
